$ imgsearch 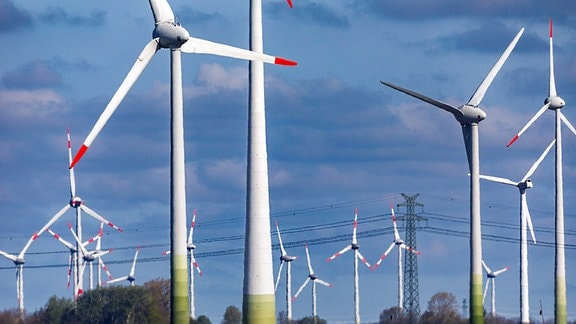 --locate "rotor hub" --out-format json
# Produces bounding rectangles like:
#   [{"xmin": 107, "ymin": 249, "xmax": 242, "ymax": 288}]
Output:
[
  {"xmin": 70, "ymin": 196, "xmax": 82, "ymax": 208},
  {"xmin": 546, "ymin": 96, "xmax": 565, "ymax": 110},
  {"xmin": 351, "ymin": 243, "xmax": 360, "ymax": 250},
  {"xmin": 153, "ymin": 22, "xmax": 190, "ymax": 49},
  {"xmin": 458, "ymin": 104, "xmax": 487, "ymax": 124},
  {"xmin": 187, "ymin": 243, "xmax": 196, "ymax": 250}
]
